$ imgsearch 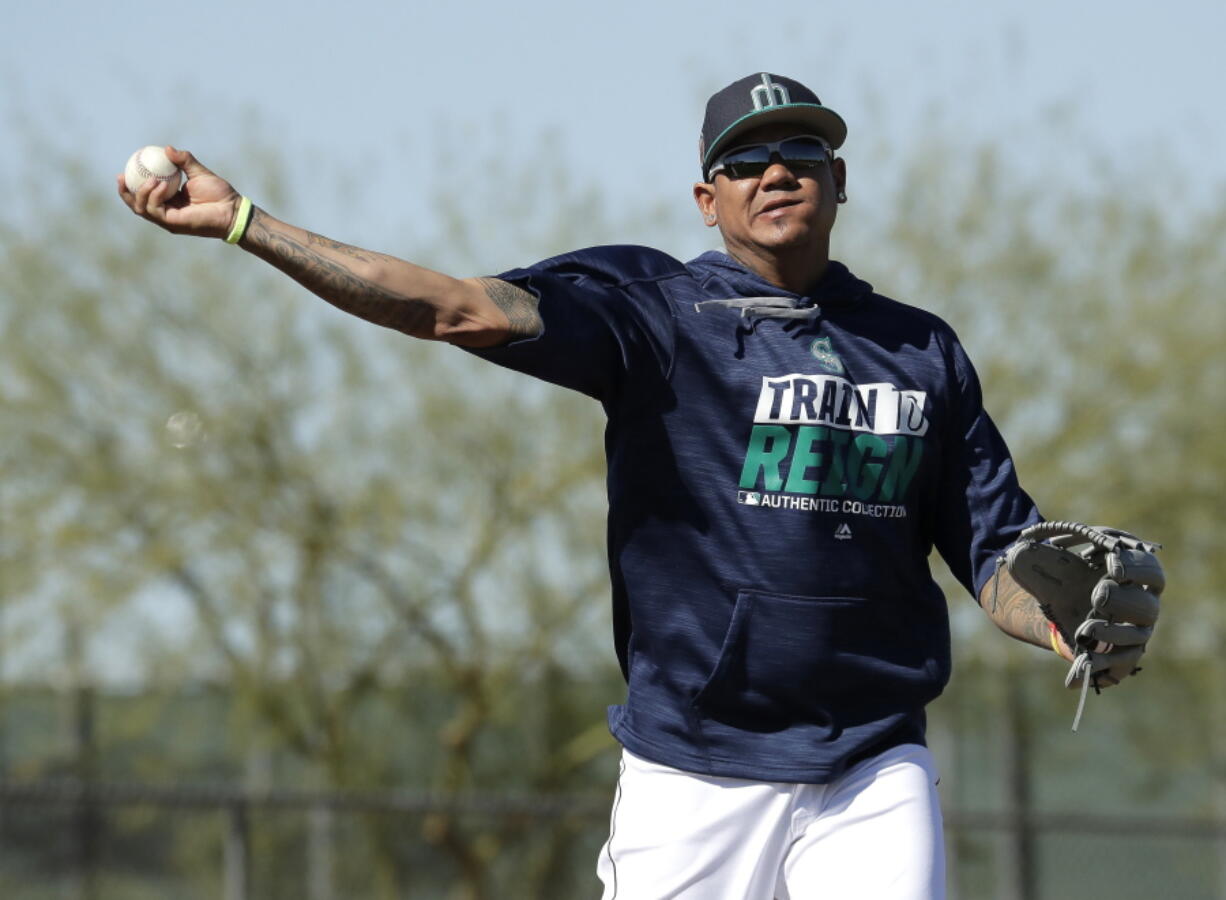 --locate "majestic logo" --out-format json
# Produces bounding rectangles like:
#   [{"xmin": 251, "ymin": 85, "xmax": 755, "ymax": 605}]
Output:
[
  {"xmin": 810, "ymin": 337, "xmax": 845, "ymax": 375},
  {"xmin": 750, "ymin": 74, "xmax": 790, "ymax": 110},
  {"xmin": 834, "ymin": 523, "xmax": 853, "ymax": 540}
]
